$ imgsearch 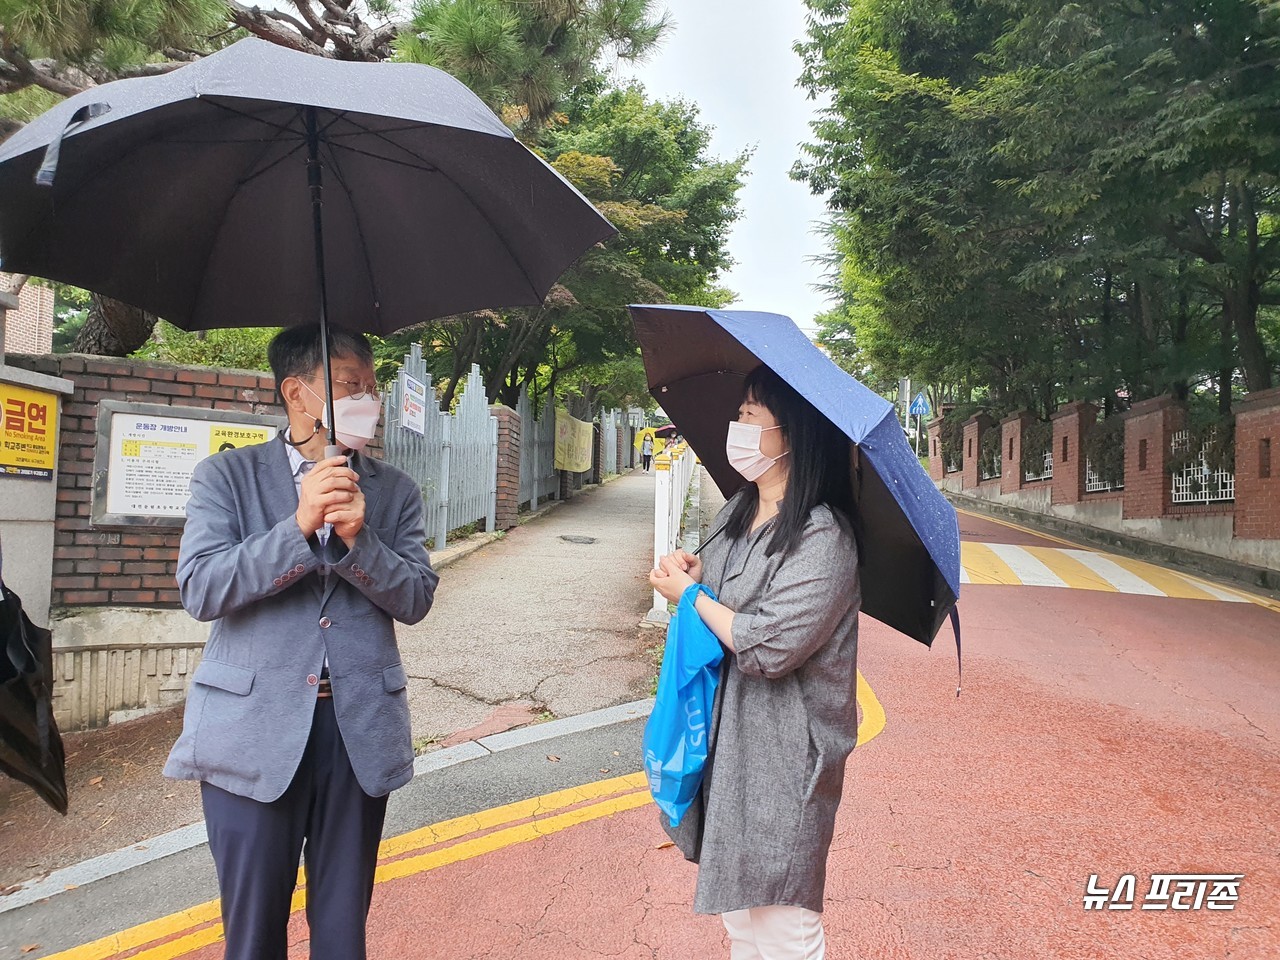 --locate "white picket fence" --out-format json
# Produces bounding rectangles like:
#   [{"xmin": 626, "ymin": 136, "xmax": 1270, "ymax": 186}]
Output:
[
  {"xmin": 647, "ymin": 441, "xmax": 700, "ymax": 623},
  {"xmin": 382, "ymin": 347, "xmax": 497, "ymax": 548},
  {"xmin": 516, "ymin": 385, "xmax": 557, "ymax": 509},
  {"xmin": 600, "ymin": 408, "xmax": 621, "ymax": 477}
]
